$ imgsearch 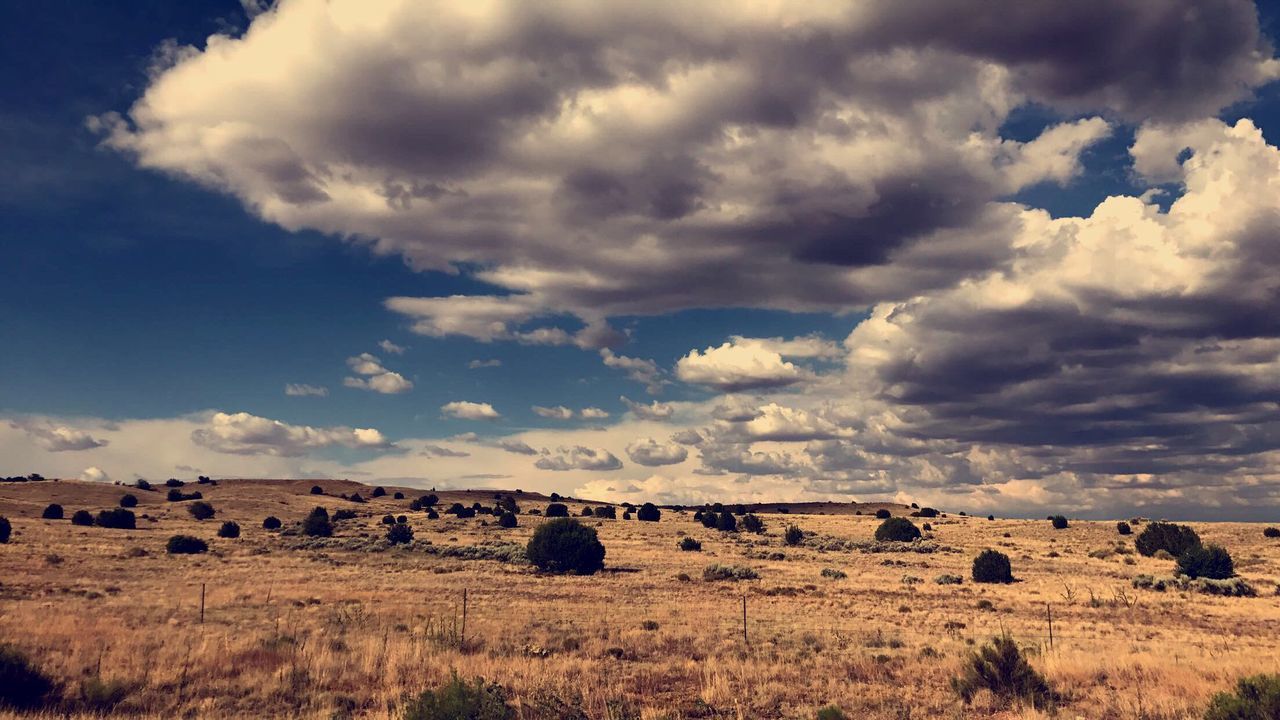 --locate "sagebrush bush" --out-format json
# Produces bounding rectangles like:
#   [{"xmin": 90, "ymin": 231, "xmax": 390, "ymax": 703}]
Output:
[
  {"xmin": 952, "ymin": 636, "xmax": 1055, "ymax": 709},
  {"xmin": 875, "ymin": 517, "xmax": 921, "ymax": 542},
  {"xmin": 78, "ymin": 676, "xmax": 129, "ymax": 713},
  {"xmin": 1263, "ymin": 527, "xmax": 1280, "ymax": 539},
  {"xmin": 333, "ymin": 509, "xmax": 357, "ymax": 521},
  {"xmin": 382, "ymin": 514, "xmax": 396, "ymax": 525},
  {"xmin": 741, "ymin": 513, "xmax": 765, "ymax": 533},
  {"xmin": 544, "ymin": 503, "xmax": 569, "ymax": 517},
  {"xmin": 0, "ymin": 516, "xmax": 9, "ymax": 543},
  {"xmin": 42, "ymin": 504, "xmax": 63, "ymax": 520},
  {"xmin": 820, "ymin": 567, "xmax": 847, "ymax": 580},
  {"xmin": 1135, "ymin": 521, "xmax": 1201, "ymax": 557},
  {"xmin": 498, "ymin": 512, "xmax": 517, "ymax": 529},
  {"xmin": 426, "ymin": 509, "xmax": 439, "ymax": 520},
  {"xmin": 784, "ymin": 525, "xmax": 804, "ymax": 545},
  {"xmin": 0, "ymin": 644, "xmax": 56, "ymax": 710},
  {"xmin": 217, "ymin": 521, "xmax": 240, "ymax": 539},
  {"xmin": 166, "ymin": 535, "xmax": 208, "ymax": 554},
  {"xmin": 526, "ymin": 518, "xmax": 605, "ymax": 575},
  {"xmin": 1204, "ymin": 673, "xmax": 1280, "ymax": 720},
  {"xmin": 972, "ymin": 549, "xmax": 1014, "ymax": 584},
  {"xmin": 95, "ymin": 509, "xmax": 136, "ymax": 530},
  {"xmin": 71, "ymin": 510, "xmax": 93, "ymax": 526},
  {"xmin": 816, "ymin": 706, "xmax": 846, "ymax": 720},
  {"xmin": 1177, "ymin": 544, "xmax": 1234, "ymax": 580},
  {"xmin": 1117, "ymin": 521, "xmax": 1132, "ymax": 535},
  {"xmin": 262, "ymin": 516, "xmax": 281, "ymax": 530},
  {"xmin": 637, "ymin": 502, "xmax": 661, "ymax": 522},
  {"xmin": 119, "ymin": 494, "xmax": 138, "ymax": 508},
  {"xmin": 401, "ymin": 673, "xmax": 513, "ymax": 720},
  {"xmin": 188, "ymin": 501, "xmax": 215, "ymax": 521},
  {"xmin": 679, "ymin": 537, "xmax": 702, "ymax": 552},
  {"xmin": 393, "ymin": 491, "xmax": 405, "ymax": 500},
  {"xmin": 303, "ymin": 507, "xmax": 333, "ymax": 537},
  {"xmin": 386, "ymin": 523, "xmax": 414, "ymax": 545},
  {"xmin": 916, "ymin": 507, "xmax": 939, "ymax": 518},
  {"xmin": 1050, "ymin": 515, "xmax": 1069, "ymax": 530},
  {"xmin": 875, "ymin": 509, "xmax": 891, "ymax": 519},
  {"xmin": 716, "ymin": 511, "xmax": 737, "ymax": 532},
  {"xmin": 703, "ymin": 563, "xmax": 759, "ymax": 581}
]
